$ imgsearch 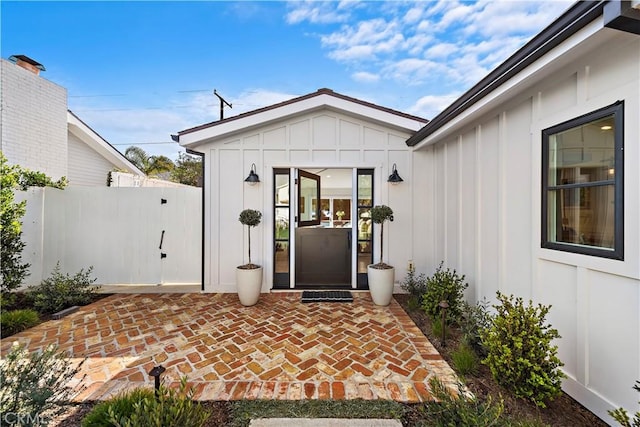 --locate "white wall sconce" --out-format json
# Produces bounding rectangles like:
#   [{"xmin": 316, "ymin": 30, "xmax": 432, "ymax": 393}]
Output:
[
  {"xmin": 245, "ymin": 163, "xmax": 260, "ymax": 185},
  {"xmin": 387, "ymin": 163, "xmax": 403, "ymax": 184}
]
